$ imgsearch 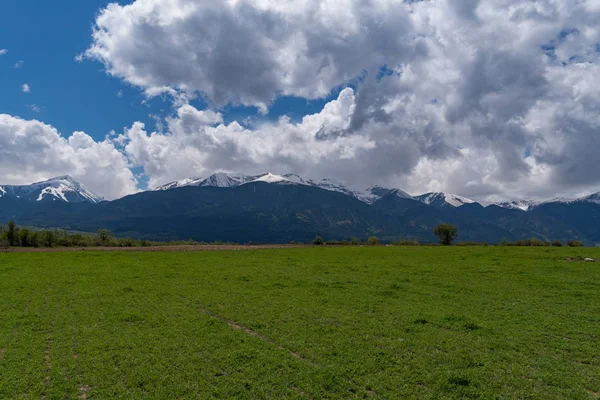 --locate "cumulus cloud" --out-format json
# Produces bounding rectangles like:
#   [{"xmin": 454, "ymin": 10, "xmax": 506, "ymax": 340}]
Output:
[
  {"xmin": 0, "ymin": 49, "xmax": 7, "ymax": 55},
  {"xmin": 85, "ymin": 0, "xmax": 418, "ymax": 111},
  {"xmin": 120, "ymin": 88, "xmax": 378, "ymax": 189},
  {"xmin": 86, "ymin": 0, "xmax": 600, "ymax": 200},
  {"xmin": 0, "ymin": 114, "xmax": 138, "ymax": 199},
  {"xmin": 21, "ymin": 84, "xmax": 30, "ymax": 93}
]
